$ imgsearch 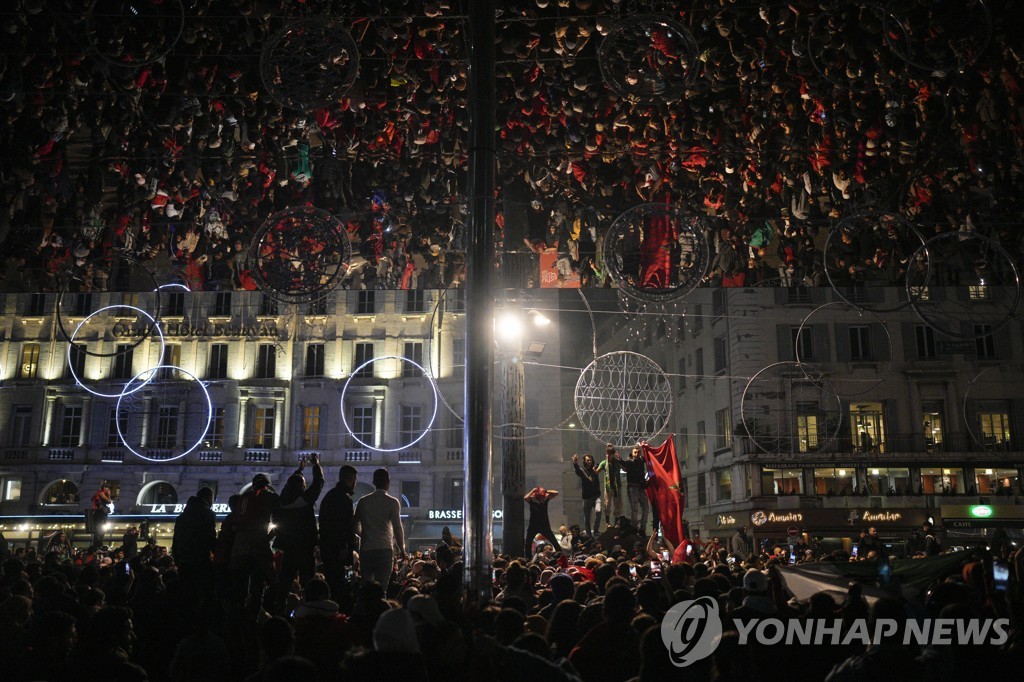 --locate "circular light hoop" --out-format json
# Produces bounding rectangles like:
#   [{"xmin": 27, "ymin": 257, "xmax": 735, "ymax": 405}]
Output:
[
  {"xmin": 905, "ymin": 230, "xmax": 1021, "ymax": 339},
  {"xmin": 794, "ymin": 302, "xmax": 893, "ymax": 397},
  {"xmin": 603, "ymin": 203, "xmax": 710, "ymax": 303},
  {"xmin": 248, "ymin": 205, "xmax": 353, "ymax": 304},
  {"xmin": 823, "ymin": 211, "xmax": 930, "ymax": 313},
  {"xmin": 740, "ymin": 361, "xmax": 843, "ymax": 456},
  {"xmin": 116, "ymin": 365, "xmax": 212, "ymax": 462},
  {"xmin": 339, "ymin": 355, "xmax": 438, "ymax": 452},
  {"xmin": 807, "ymin": 3, "xmax": 907, "ymax": 93},
  {"xmin": 56, "ymin": 253, "xmax": 162, "ymax": 356},
  {"xmin": 573, "ymin": 351, "xmax": 673, "ymax": 447},
  {"xmin": 156, "ymin": 283, "xmax": 191, "ymax": 292},
  {"xmin": 598, "ymin": 15, "xmax": 700, "ymax": 104},
  {"xmin": 68, "ymin": 305, "xmax": 166, "ymax": 399},
  {"xmin": 883, "ymin": 0, "xmax": 992, "ymax": 72},
  {"xmin": 260, "ymin": 19, "xmax": 360, "ymax": 111},
  {"xmin": 962, "ymin": 365, "xmax": 1024, "ymax": 449},
  {"xmin": 86, "ymin": 0, "xmax": 185, "ymax": 68}
]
